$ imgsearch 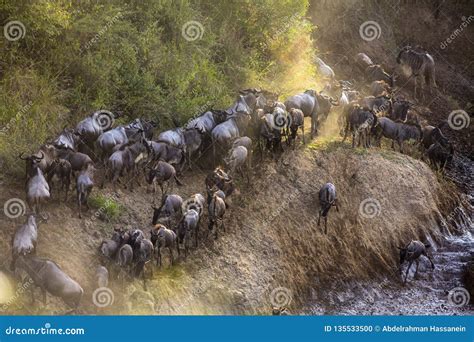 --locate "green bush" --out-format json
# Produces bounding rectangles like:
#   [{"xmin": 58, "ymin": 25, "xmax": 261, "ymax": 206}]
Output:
[
  {"xmin": 0, "ymin": 0, "xmax": 315, "ymax": 177},
  {"xmin": 88, "ymin": 193, "xmax": 122, "ymax": 222}
]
